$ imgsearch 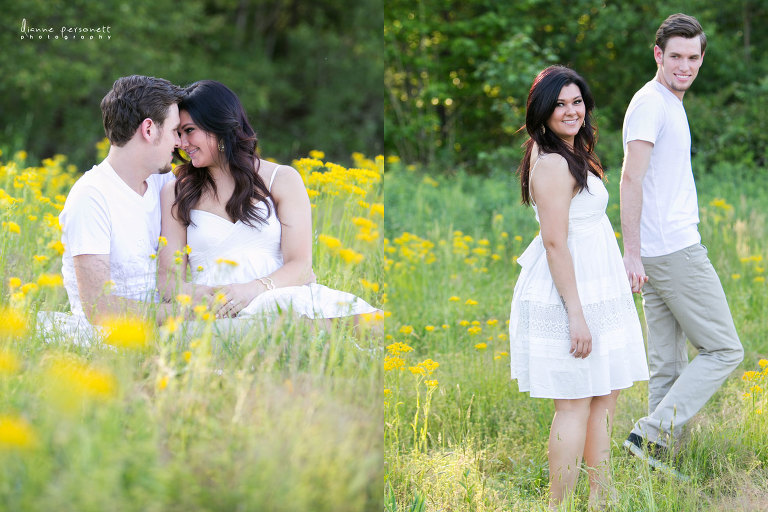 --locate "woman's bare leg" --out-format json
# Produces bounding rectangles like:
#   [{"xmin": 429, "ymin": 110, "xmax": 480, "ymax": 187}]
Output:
[
  {"xmin": 583, "ymin": 390, "xmax": 620, "ymax": 509},
  {"xmin": 549, "ymin": 397, "xmax": 591, "ymax": 508}
]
